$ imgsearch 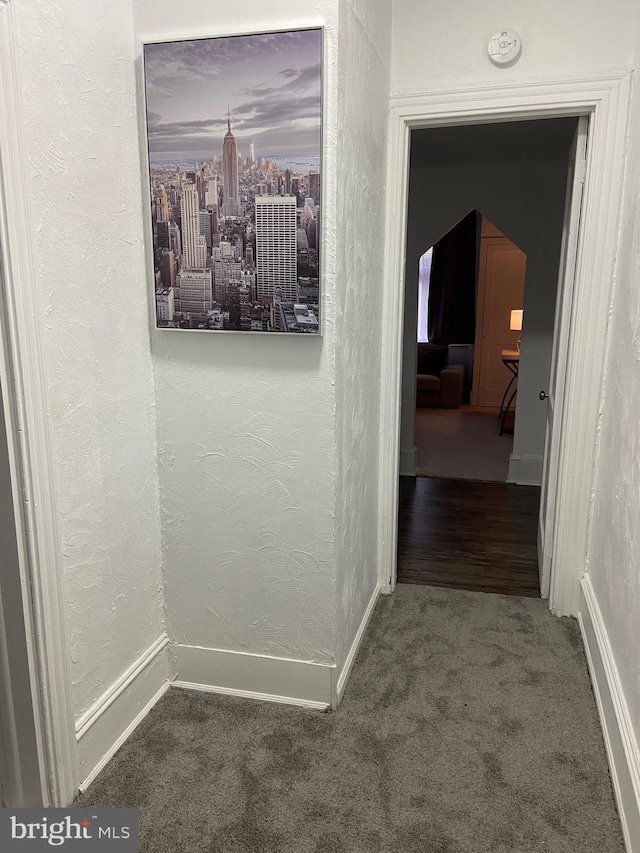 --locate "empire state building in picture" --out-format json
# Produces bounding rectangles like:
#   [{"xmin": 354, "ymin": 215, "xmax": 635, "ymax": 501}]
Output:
[{"xmin": 222, "ymin": 112, "xmax": 241, "ymax": 217}]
